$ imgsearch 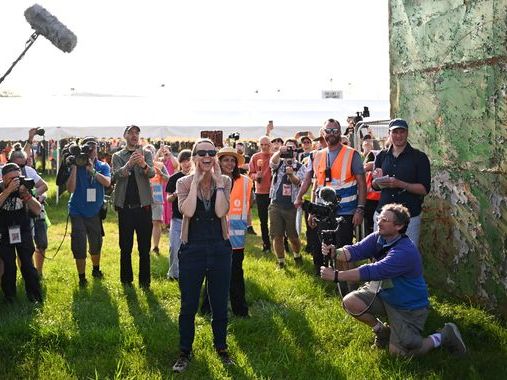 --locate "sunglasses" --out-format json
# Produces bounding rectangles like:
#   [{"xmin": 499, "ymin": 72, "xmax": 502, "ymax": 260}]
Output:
[
  {"xmin": 194, "ymin": 150, "xmax": 217, "ymax": 157},
  {"xmin": 324, "ymin": 128, "xmax": 340, "ymax": 134}
]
